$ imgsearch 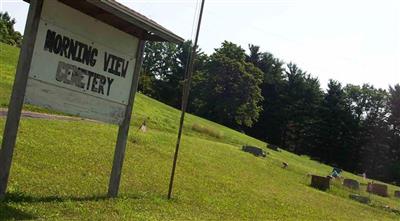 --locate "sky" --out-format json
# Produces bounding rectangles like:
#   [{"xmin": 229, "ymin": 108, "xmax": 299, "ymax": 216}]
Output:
[{"xmin": 1, "ymin": 0, "xmax": 399, "ymax": 89}]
